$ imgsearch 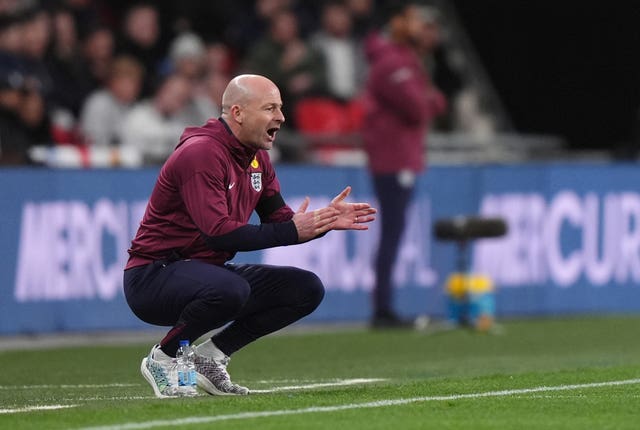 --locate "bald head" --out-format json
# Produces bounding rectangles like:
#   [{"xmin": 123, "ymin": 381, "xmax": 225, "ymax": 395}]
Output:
[
  {"xmin": 221, "ymin": 74, "xmax": 278, "ymax": 114},
  {"xmin": 220, "ymin": 74, "xmax": 285, "ymax": 150}
]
